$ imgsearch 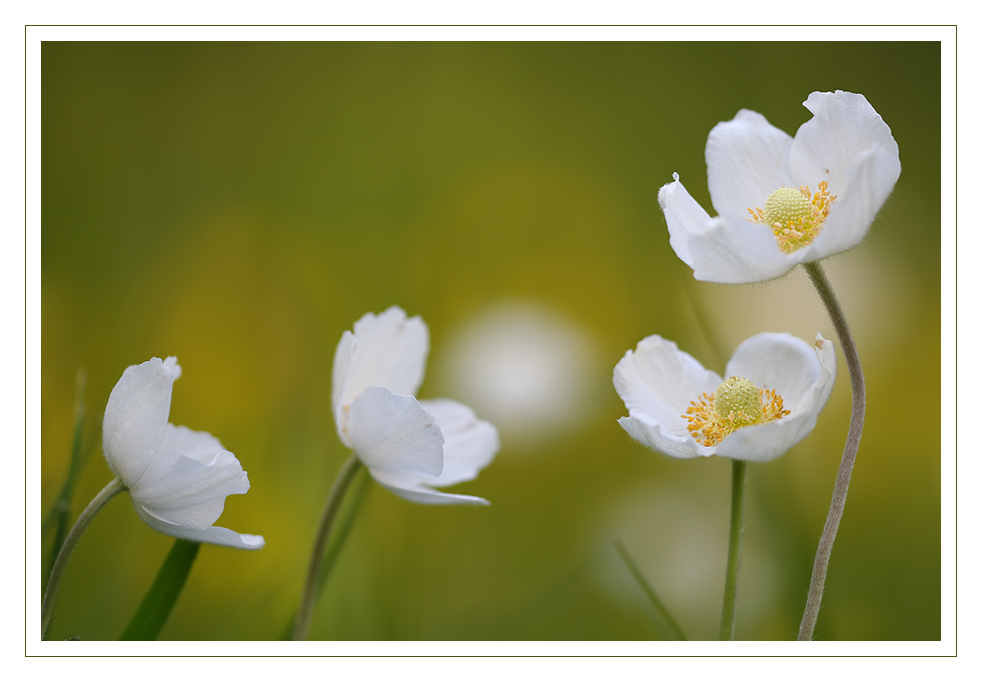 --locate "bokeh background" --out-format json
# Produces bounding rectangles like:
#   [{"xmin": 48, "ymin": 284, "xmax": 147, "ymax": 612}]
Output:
[{"xmin": 40, "ymin": 41, "xmax": 941, "ymax": 641}]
